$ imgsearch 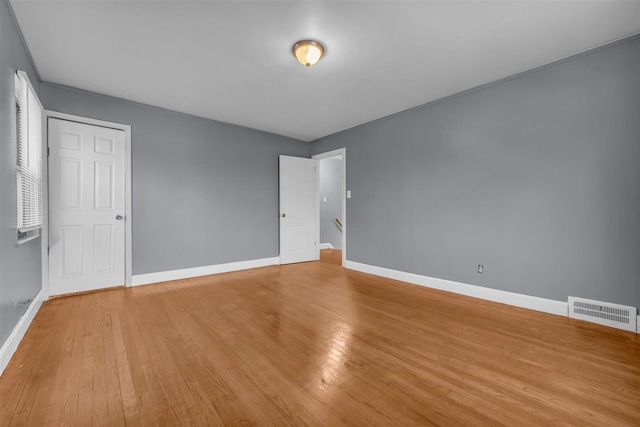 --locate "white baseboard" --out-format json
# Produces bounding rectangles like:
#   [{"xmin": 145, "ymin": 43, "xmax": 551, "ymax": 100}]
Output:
[
  {"xmin": 132, "ymin": 257, "xmax": 279, "ymax": 286},
  {"xmin": 0, "ymin": 287, "xmax": 47, "ymax": 376},
  {"xmin": 345, "ymin": 260, "xmax": 568, "ymax": 317},
  {"xmin": 319, "ymin": 243, "xmax": 335, "ymax": 250},
  {"xmin": 637, "ymin": 315, "xmax": 640, "ymax": 334}
]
